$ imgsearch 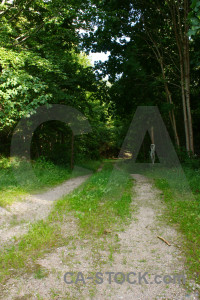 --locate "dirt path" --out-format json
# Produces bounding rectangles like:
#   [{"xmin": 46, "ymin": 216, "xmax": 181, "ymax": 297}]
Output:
[
  {"xmin": 93, "ymin": 174, "xmax": 199, "ymax": 299},
  {"xmin": 1, "ymin": 173, "xmax": 199, "ymax": 299},
  {"xmin": 0, "ymin": 175, "xmax": 89, "ymax": 246}
]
